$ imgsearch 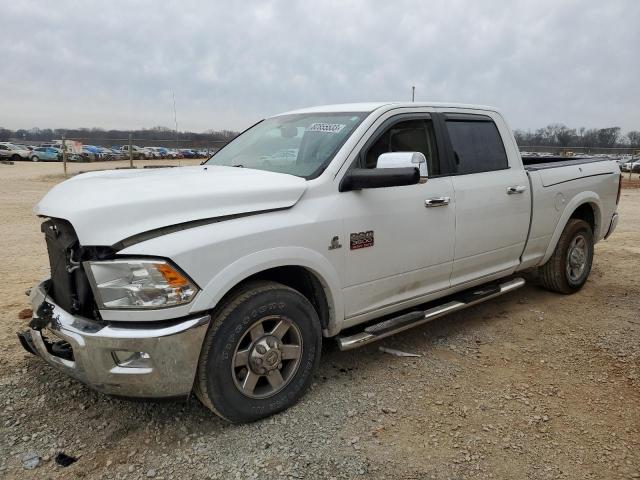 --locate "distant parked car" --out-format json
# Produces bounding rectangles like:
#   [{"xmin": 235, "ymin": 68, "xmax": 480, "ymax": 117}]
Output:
[
  {"xmin": 0, "ymin": 142, "xmax": 31, "ymax": 161},
  {"xmin": 14, "ymin": 144, "xmax": 33, "ymax": 152},
  {"xmin": 144, "ymin": 147, "xmax": 161, "ymax": 158},
  {"xmin": 121, "ymin": 145, "xmax": 148, "ymax": 159},
  {"xmin": 621, "ymin": 159, "xmax": 638, "ymax": 172},
  {"xmin": 630, "ymin": 160, "xmax": 640, "ymax": 173},
  {"xmin": 179, "ymin": 149, "xmax": 198, "ymax": 158},
  {"xmin": 616, "ymin": 157, "xmax": 631, "ymax": 169},
  {"xmin": 156, "ymin": 147, "xmax": 170, "ymax": 158},
  {"xmin": 81, "ymin": 145, "xmax": 101, "ymax": 162},
  {"xmin": 109, "ymin": 147, "xmax": 125, "ymax": 159},
  {"xmin": 30, "ymin": 147, "xmax": 60, "ymax": 162}
]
